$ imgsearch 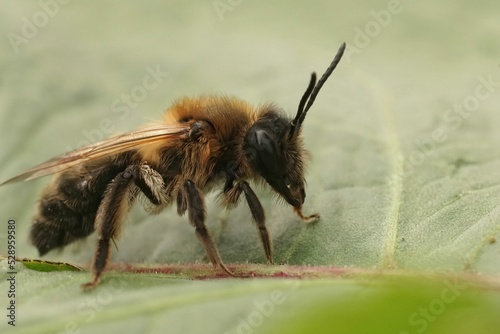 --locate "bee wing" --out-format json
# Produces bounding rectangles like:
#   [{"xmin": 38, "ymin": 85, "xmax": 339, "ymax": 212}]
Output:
[{"xmin": 1, "ymin": 124, "xmax": 190, "ymax": 185}]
